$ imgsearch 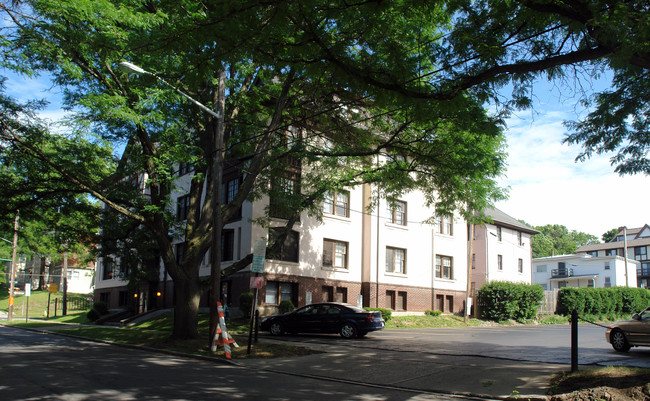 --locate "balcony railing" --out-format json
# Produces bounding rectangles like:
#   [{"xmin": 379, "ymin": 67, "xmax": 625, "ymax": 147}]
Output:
[{"xmin": 551, "ymin": 268, "xmax": 573, "ymax": 278}]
